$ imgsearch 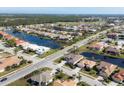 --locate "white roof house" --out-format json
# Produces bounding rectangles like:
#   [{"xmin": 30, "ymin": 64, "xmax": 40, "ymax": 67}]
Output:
[
  {"xmin": 36, "ymin": 46, "xmax": 50, "ymax": 55},
  {"xmin": 22, "ymin": 43, "xmax": 50, "ymax": 55},
  {"xmin": 117, "ymin": 40, "xmax": 124, "ymax": 48}
]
